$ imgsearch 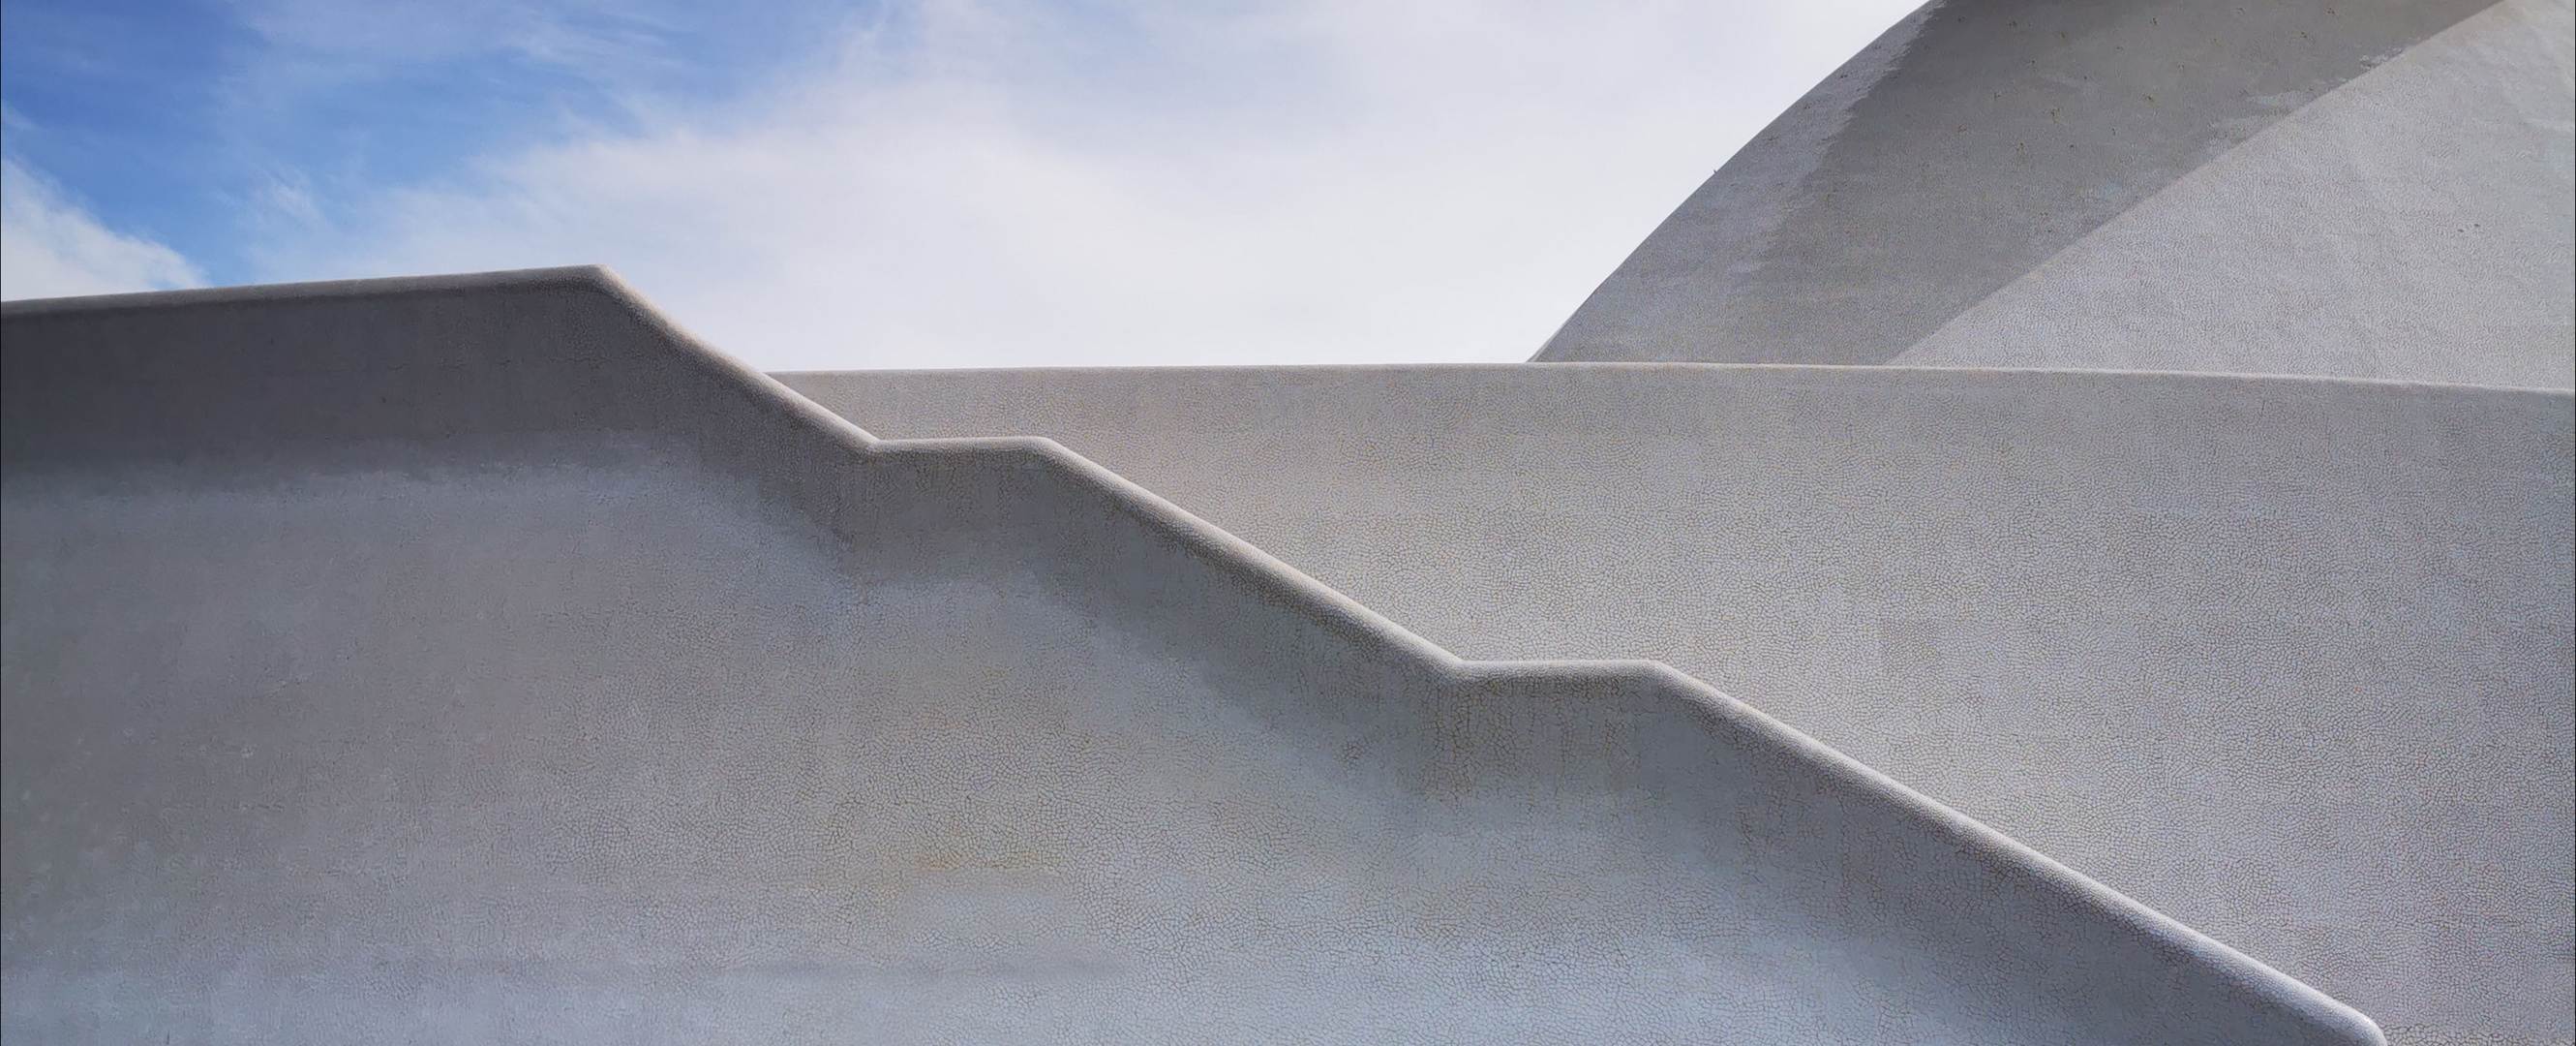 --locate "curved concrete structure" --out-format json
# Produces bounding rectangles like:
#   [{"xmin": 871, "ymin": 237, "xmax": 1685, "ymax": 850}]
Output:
[
  {"xmin": 781, "ymin": 362, "xmax": 2574, "ymax": 1045},
  {"xmin": 1894, "ymin": 0, "xmax": 2575, "ymax": 387},
  {"xmin": 1533, "ymin": 0, "xmax": 2569, "ymax": 382},
  {"xmin": 7, "ymin": 4, "xmax": 2567, "ymax": 1042},
  {"xmin": 1, "ymin": 270, "xmax": 2387, "ymax": 1043}
]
